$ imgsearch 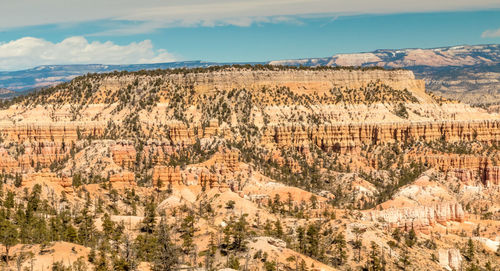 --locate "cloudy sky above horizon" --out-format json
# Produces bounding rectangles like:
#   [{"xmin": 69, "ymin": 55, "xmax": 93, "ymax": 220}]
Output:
[{"xmin": 0, "ymin": 0, "xmax": 499, "ymax": 70}]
